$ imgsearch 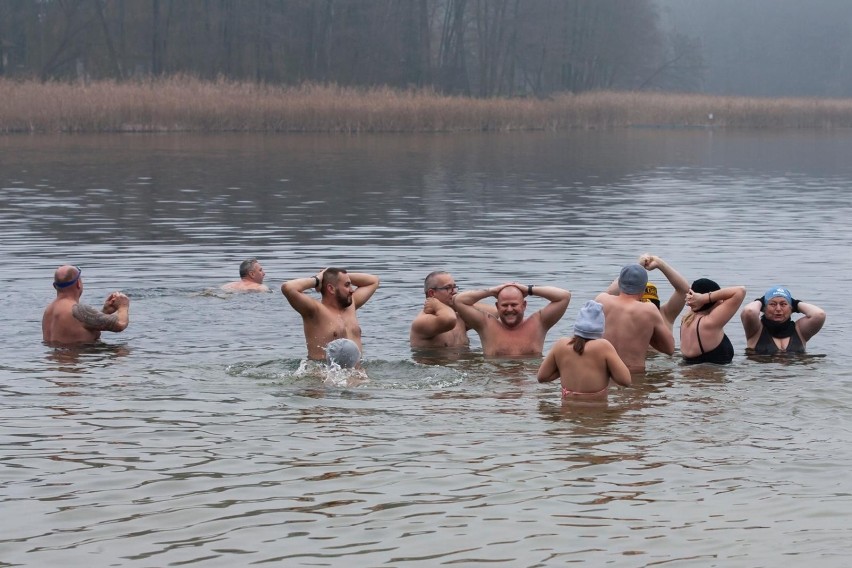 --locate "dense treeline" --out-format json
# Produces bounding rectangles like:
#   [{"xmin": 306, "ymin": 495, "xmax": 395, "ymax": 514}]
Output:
[{"xmin": 0, "ymin": 0, "xmax": 701, "ymax": 96}]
